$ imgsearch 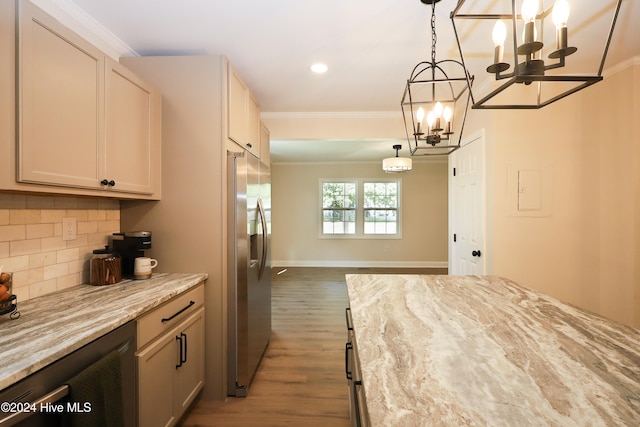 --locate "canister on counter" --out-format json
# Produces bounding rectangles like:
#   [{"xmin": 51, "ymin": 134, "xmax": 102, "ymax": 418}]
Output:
[{"xmin": 90, "ymin": 246, "xmax": 122, "ymax": 286}]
